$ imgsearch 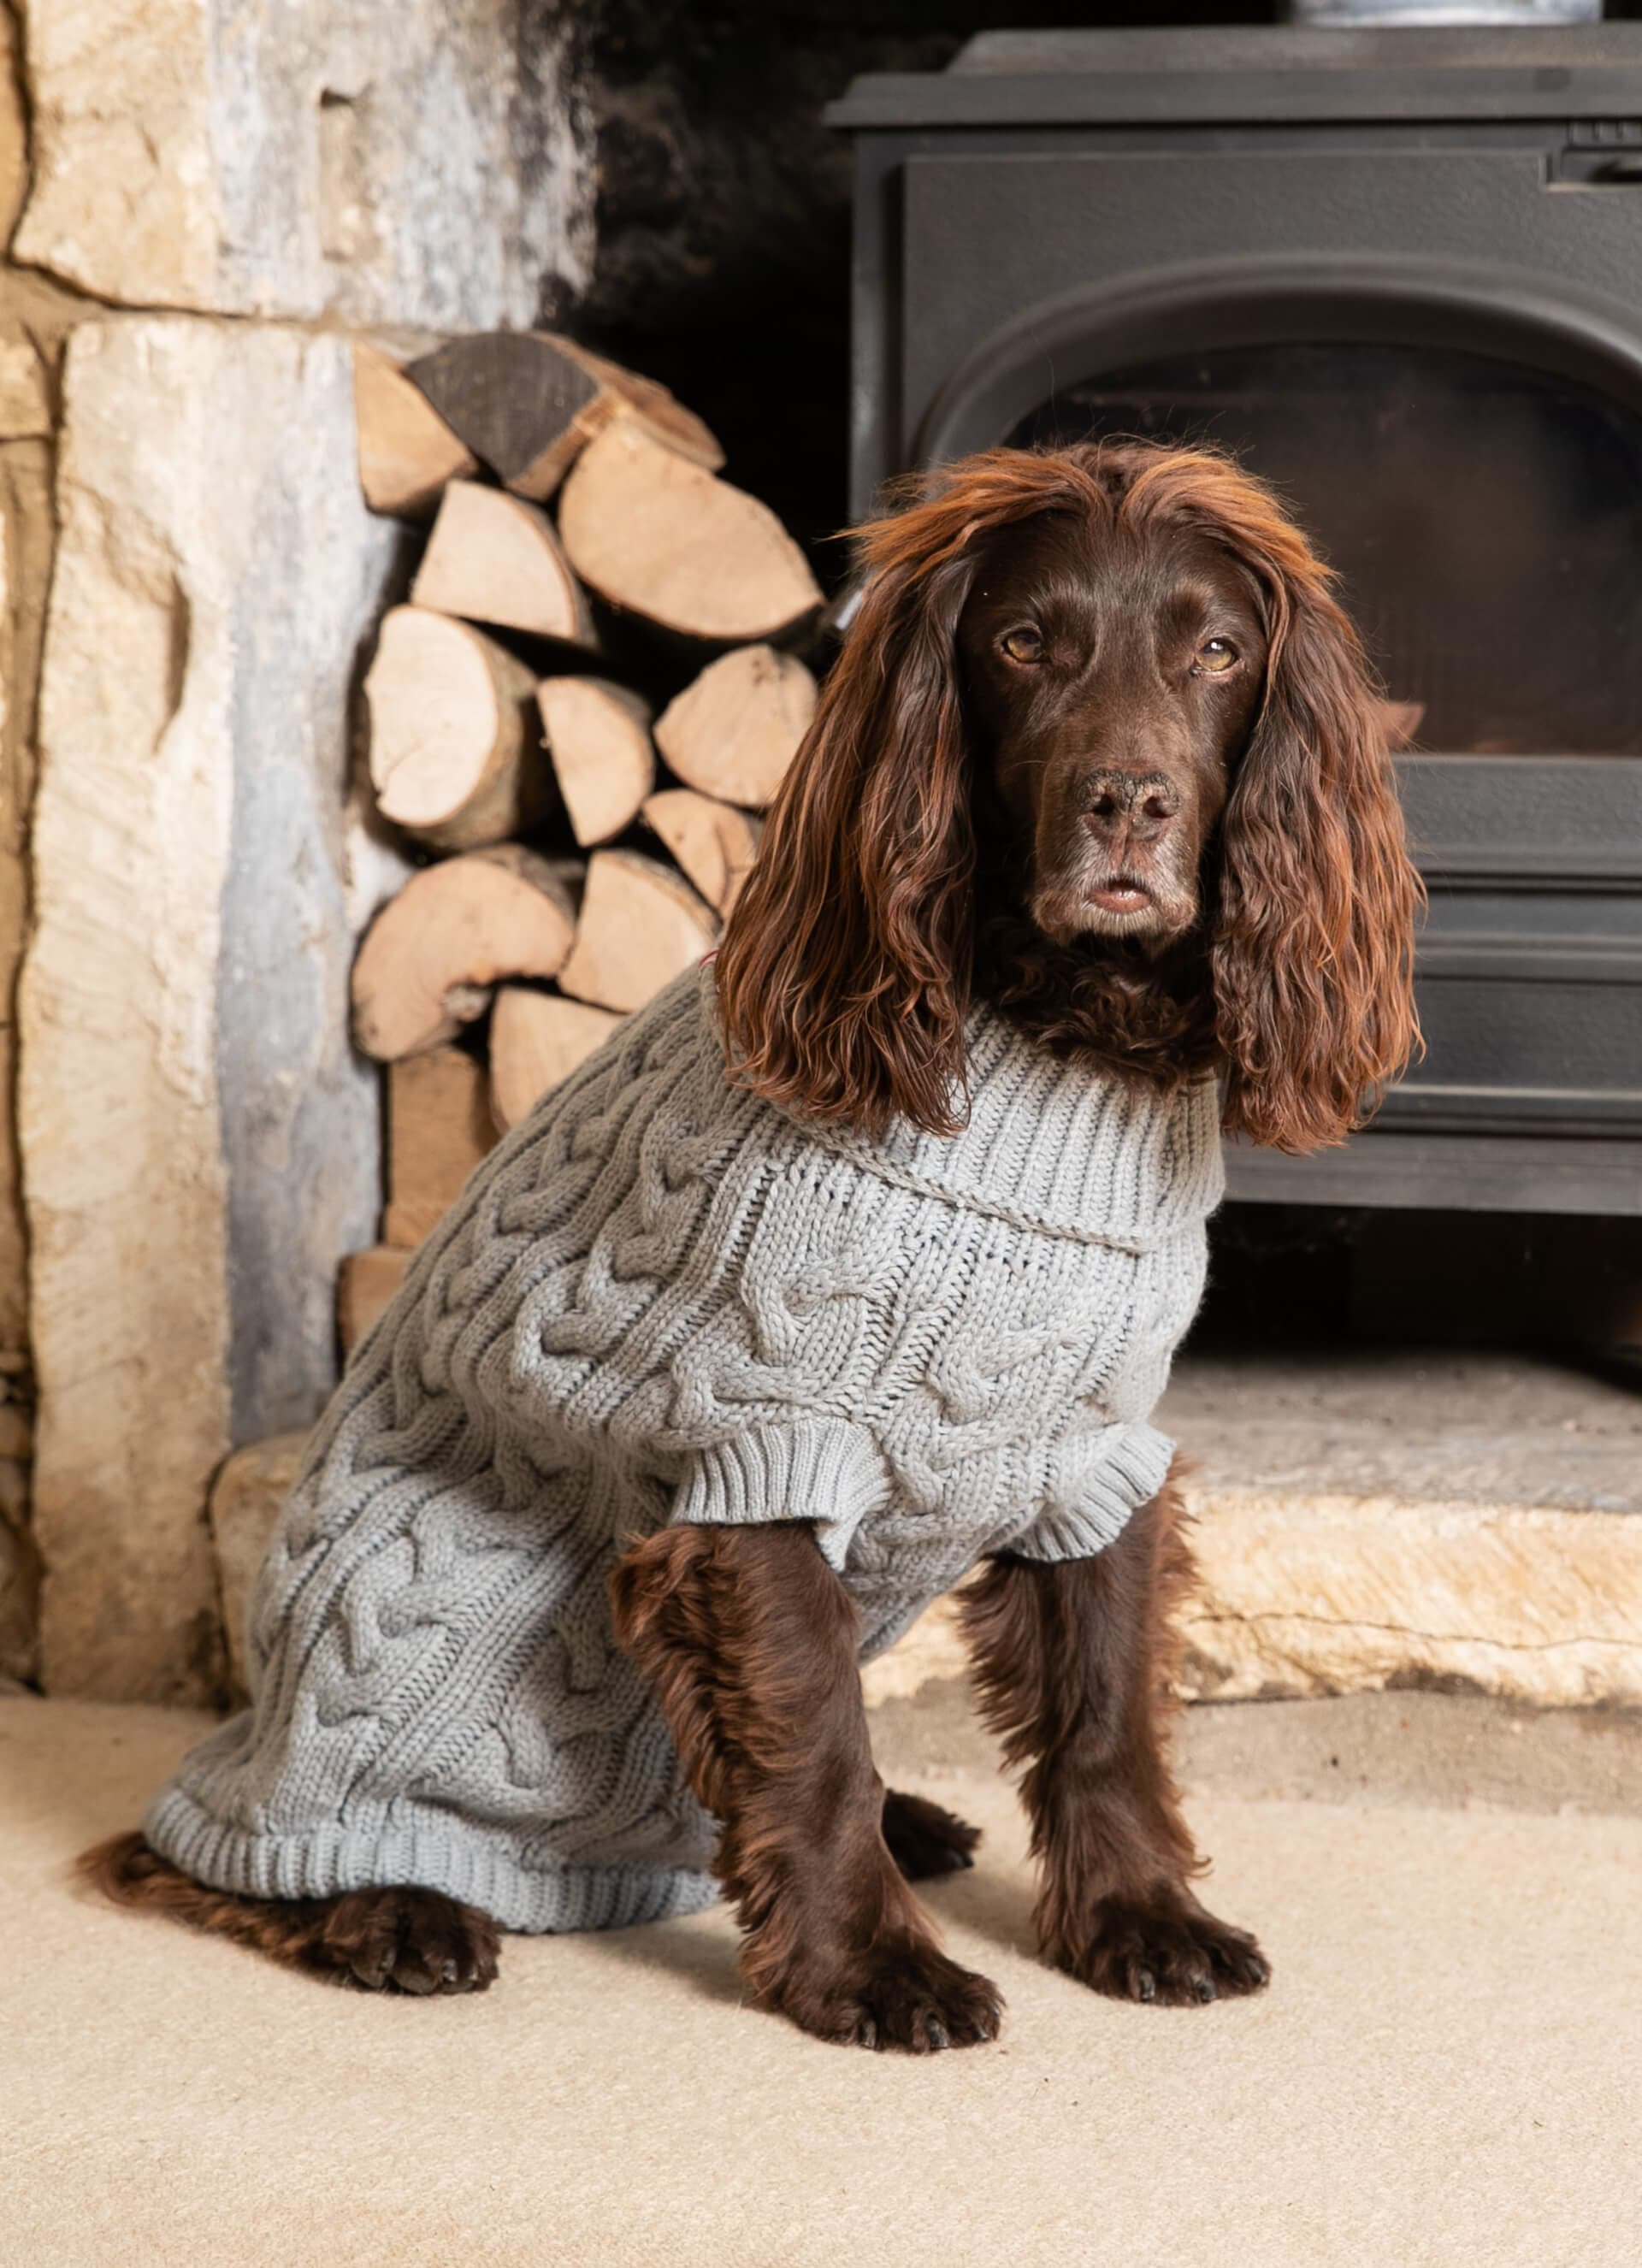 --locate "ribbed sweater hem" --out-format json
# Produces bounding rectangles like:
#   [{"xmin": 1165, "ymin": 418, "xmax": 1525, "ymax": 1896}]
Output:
[
  {"xmin": 671, "ymin": 1417, "xmax": 889, "ymax": 1570},
  {"xmin": 1008, "ymin": 1422, "xmax": 1178, "ymax": 1562},
  {"xmin": 142, "ymin": 1787, "xmax": 721, "ymax": 1935}
]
